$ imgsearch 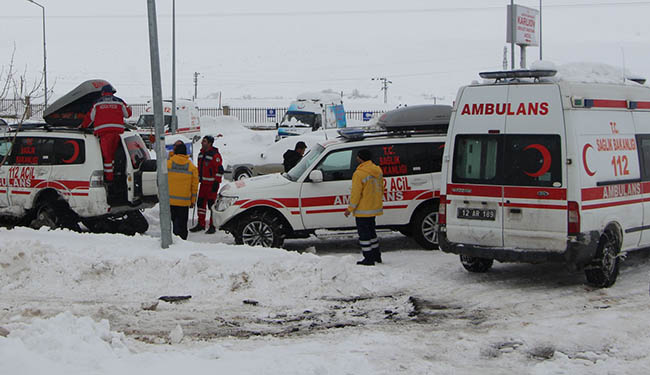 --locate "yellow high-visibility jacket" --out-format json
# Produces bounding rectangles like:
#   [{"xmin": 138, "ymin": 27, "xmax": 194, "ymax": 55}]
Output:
[
  {"xmin": 348, "ymin": 160, "xmax": 384, "ymax": 217},
  {"xmin": 167, "ymin": 154, "xmax": 199, "ymax": 207}
]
